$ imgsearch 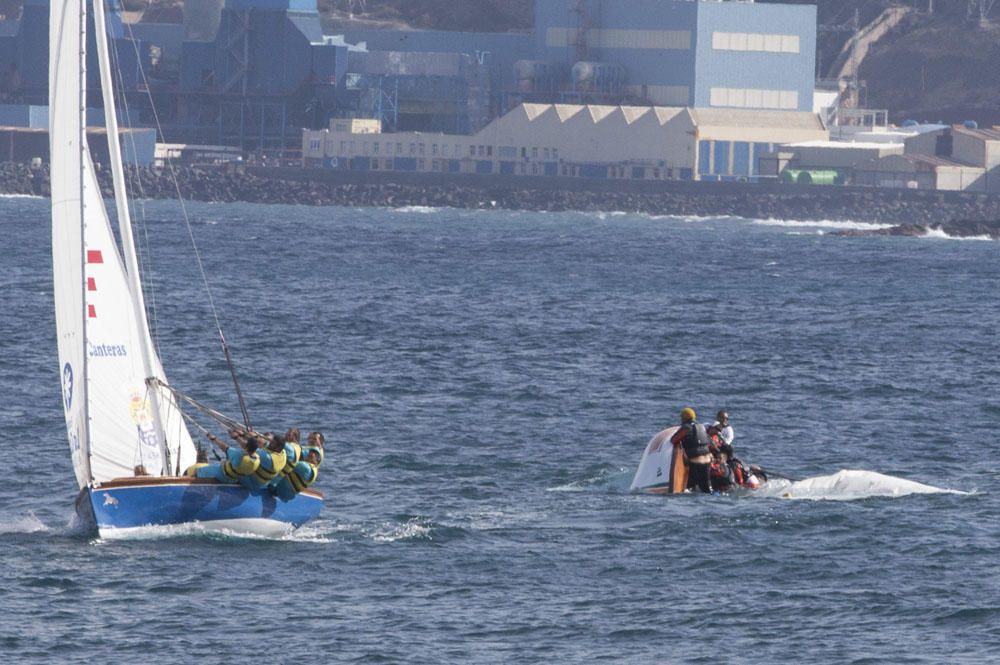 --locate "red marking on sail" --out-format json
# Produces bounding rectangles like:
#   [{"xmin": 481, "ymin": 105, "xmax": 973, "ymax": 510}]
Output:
[
  {"xmin": 87, "ymin": 277, "xmax": 96, "ymax": 291},
  {"xmin": 87, "ymin": 250, "xmax": 103, "ymax": 264},
  {"xmin": 88, "ymin": 304, "xmax": 97, "ymax": 318}
]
